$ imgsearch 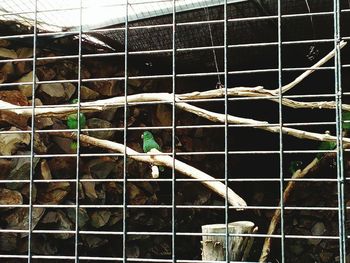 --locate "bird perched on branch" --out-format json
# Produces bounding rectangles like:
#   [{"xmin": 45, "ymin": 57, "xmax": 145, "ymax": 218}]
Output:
[{"xmin": 141, "ymin": 131, "xmax": 164, "ymax": 178}]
